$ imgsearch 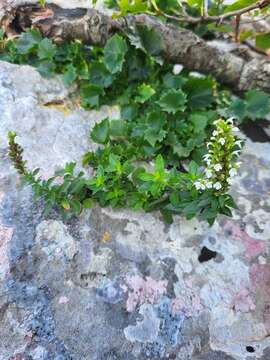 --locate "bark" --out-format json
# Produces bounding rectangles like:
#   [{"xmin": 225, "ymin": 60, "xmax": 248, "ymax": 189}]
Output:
[{"xmin": 2, "ymin": 3, "xmax": 270, "ymax": 93}]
